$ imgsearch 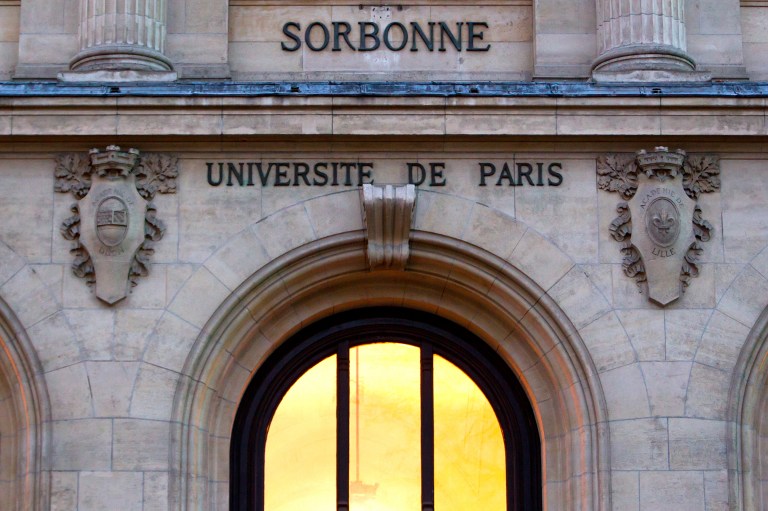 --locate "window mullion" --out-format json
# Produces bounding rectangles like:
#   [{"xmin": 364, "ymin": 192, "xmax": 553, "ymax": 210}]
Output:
[
  {"xmin": 338, "ymin": 342, "xmax": 350, "ymax": 511},
  {"xmin": 421, "ymin": 344, "xmax": 434, "ymax": 511}
]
